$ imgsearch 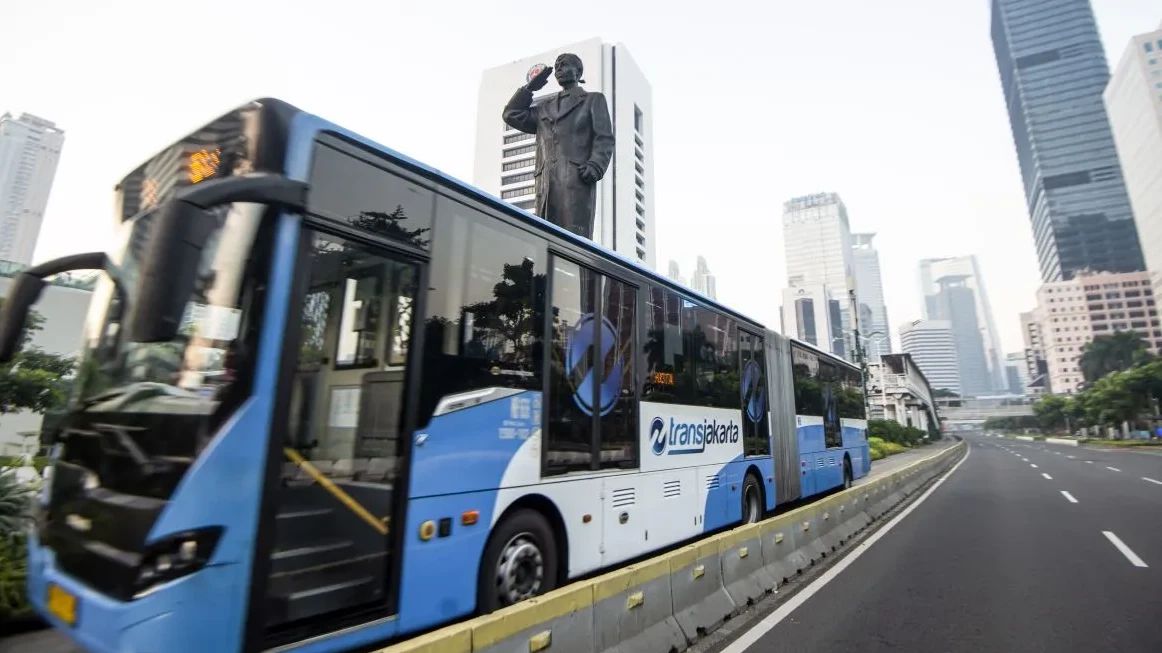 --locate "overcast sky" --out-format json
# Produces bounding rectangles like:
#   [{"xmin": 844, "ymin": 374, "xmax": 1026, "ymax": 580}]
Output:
[{"xmin": 6, "ymin": 0, "xmax": 1160, "ymax": 353}]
